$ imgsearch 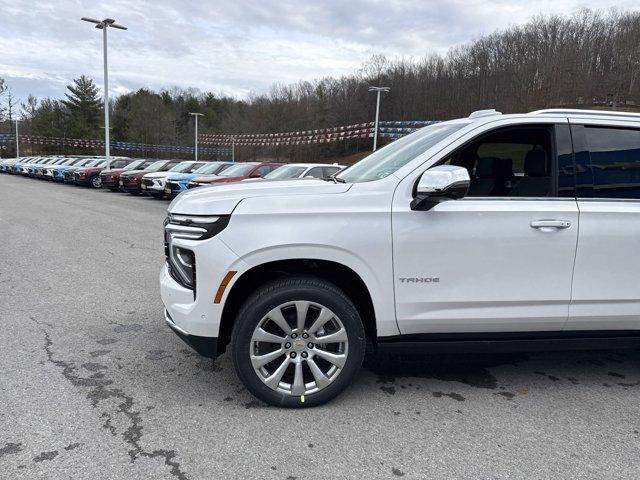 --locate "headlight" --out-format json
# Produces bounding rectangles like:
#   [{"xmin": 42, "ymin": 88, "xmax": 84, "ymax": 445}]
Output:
[
  {"xmin": 170, "ymin": 245, "xmax": 196, "ymax": 289},
  {"xmin": 164, "ymin": 214, "xmax": 230, "ymax": 240},
  {"xmin": 163, "ymin": 215, "xmax": 230, "ymax": 293}
]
